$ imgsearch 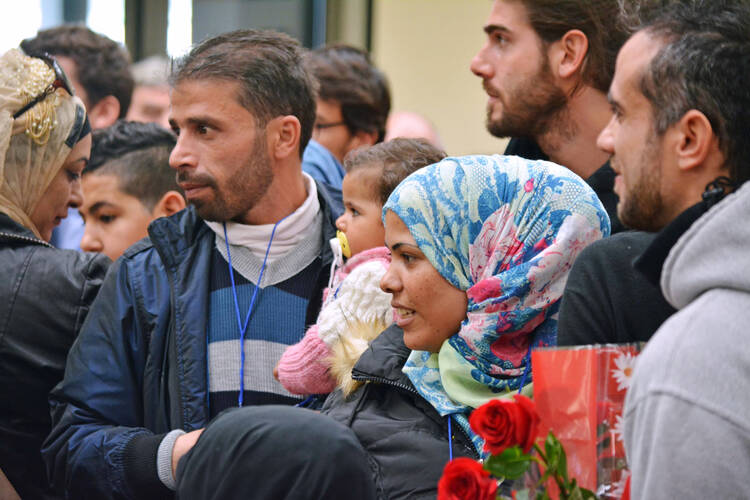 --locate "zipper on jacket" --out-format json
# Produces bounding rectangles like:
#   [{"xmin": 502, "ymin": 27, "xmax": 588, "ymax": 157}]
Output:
[
  {"xmin": 449, "ymin": 414, "xmax": 480, "ymax": 460},
  {"xmin": 0, "ymin": 231, "xmax": 52, "ymax": 247},
  {"xmin": 351, "ymin": 373, "xmax": 420, "ymax": 394},
  {"xmin": 354, "ymin": 372, "xmax": 480, "ymax": 459}
]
